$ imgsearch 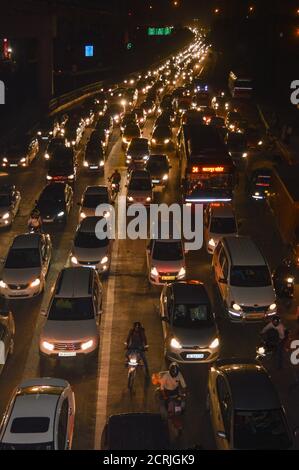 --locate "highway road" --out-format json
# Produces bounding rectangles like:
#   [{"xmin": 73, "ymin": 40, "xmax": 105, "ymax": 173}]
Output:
[{"xmin": 0, "ymin": 51, "xmax": 299, "ymax": 451}]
